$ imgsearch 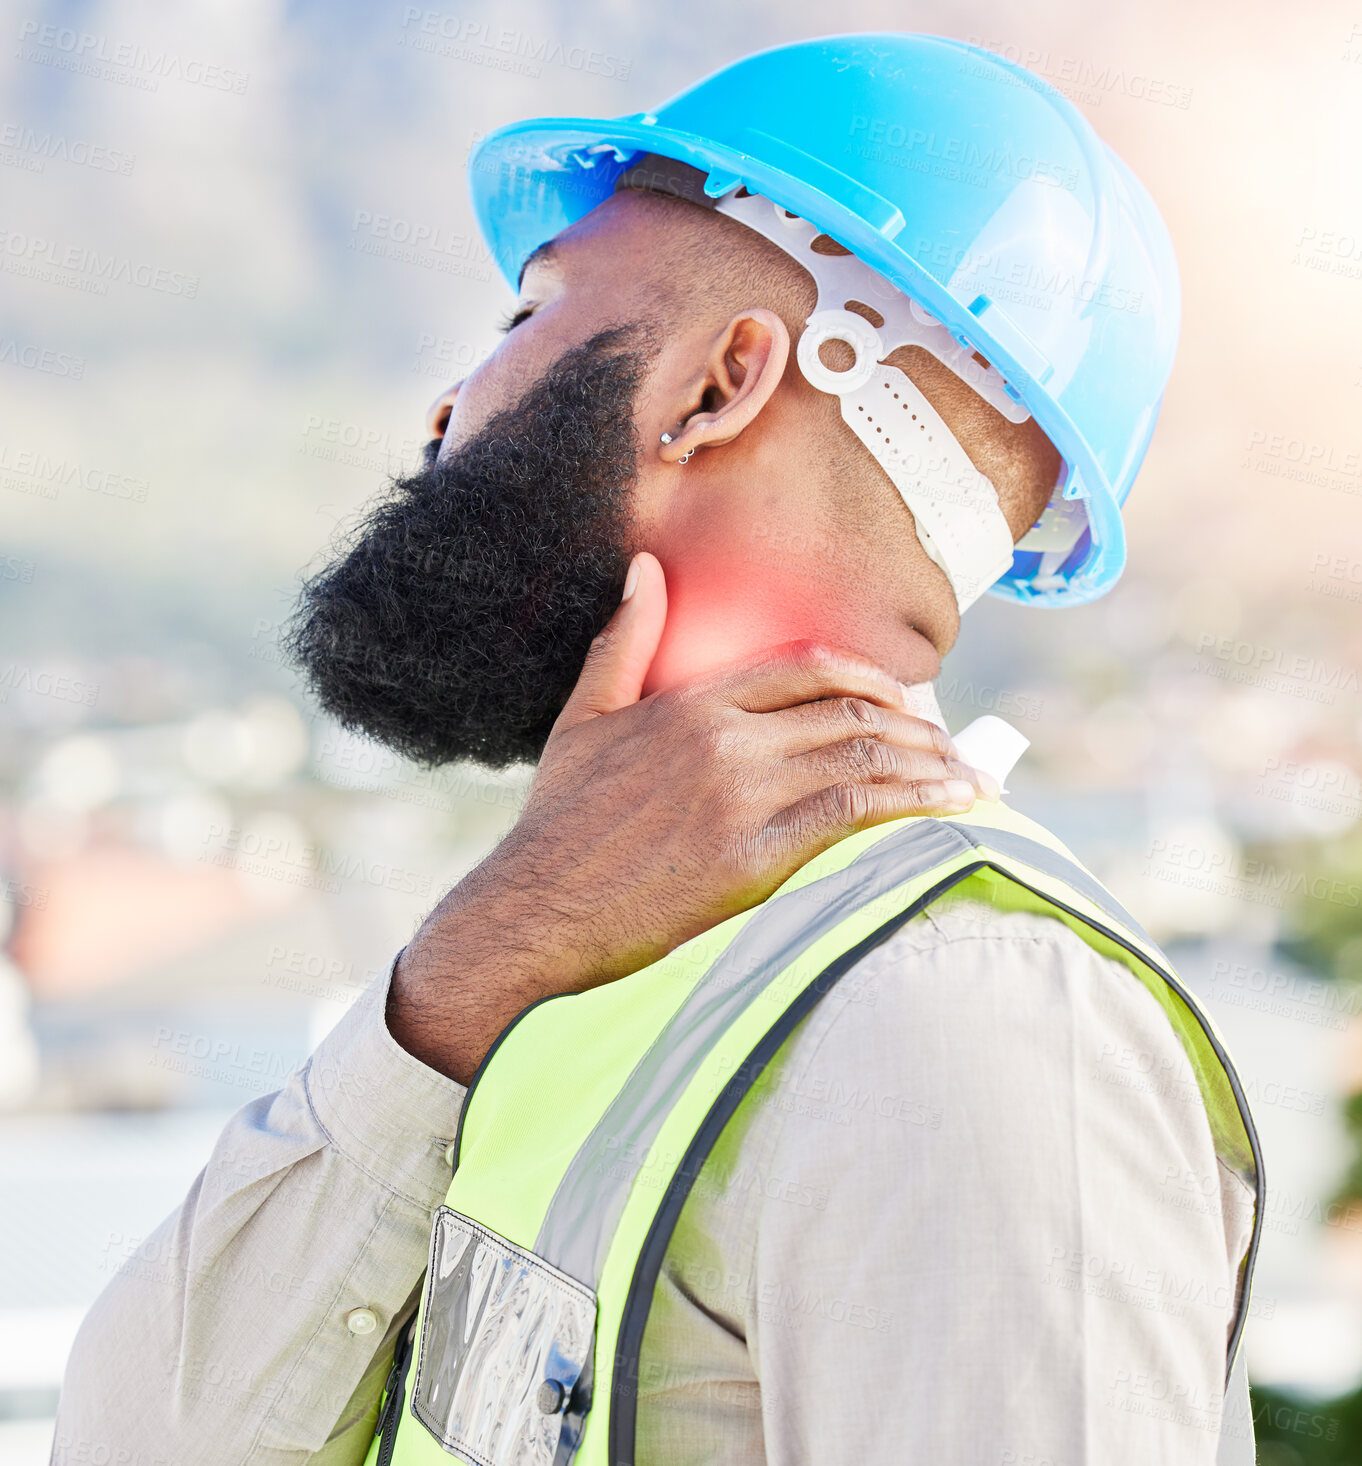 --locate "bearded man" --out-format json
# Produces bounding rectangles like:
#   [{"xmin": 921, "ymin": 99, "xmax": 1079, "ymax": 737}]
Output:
[{"xmin": 54, "ymin": 34, "xmax": 1261, "ymax": 1466}]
